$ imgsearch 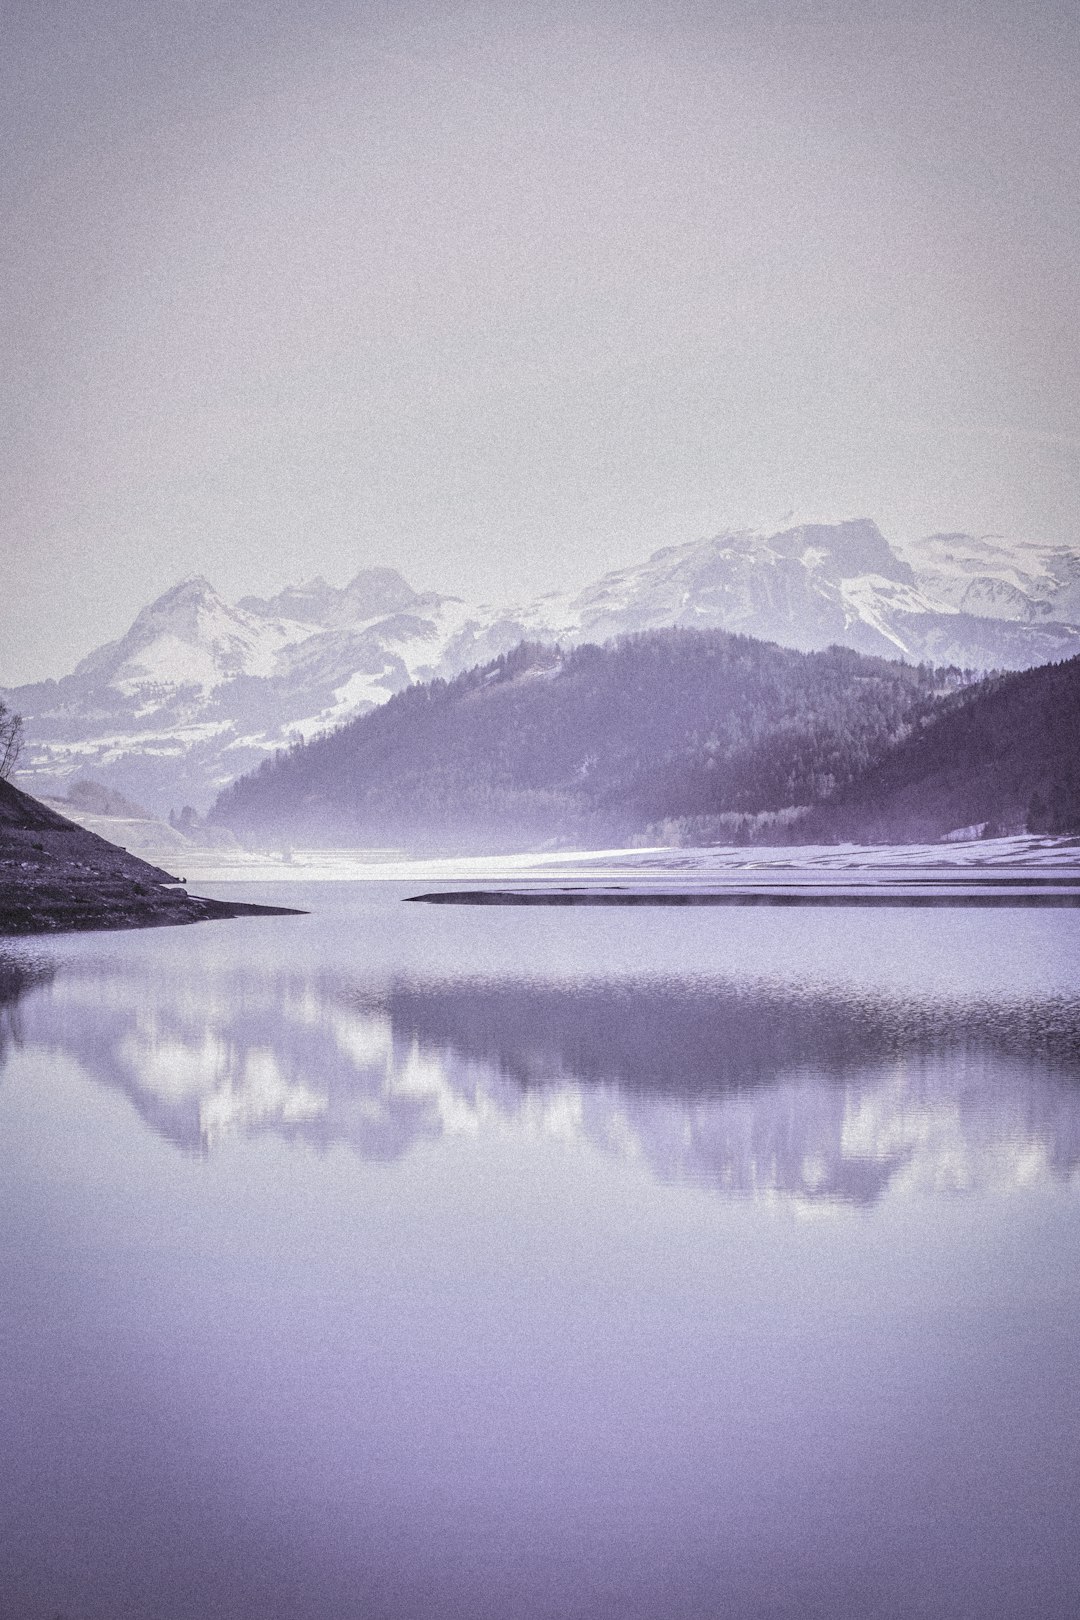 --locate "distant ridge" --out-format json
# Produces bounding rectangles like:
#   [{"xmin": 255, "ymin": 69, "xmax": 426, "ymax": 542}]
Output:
[{"xmin": 5, "ymin": 519, "xmax": 1080, "ymax": 814}]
